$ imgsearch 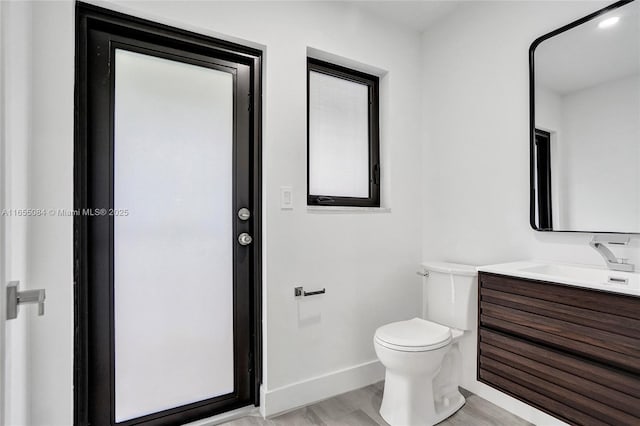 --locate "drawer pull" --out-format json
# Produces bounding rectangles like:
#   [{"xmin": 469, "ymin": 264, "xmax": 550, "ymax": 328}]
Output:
[{"xmin": 608, "ymin": 277, "xmax": 629, "ymax": 285}]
